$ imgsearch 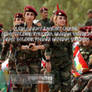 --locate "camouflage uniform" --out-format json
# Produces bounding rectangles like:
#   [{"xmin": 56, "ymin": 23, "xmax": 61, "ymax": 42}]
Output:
[
  {"xmin": 80, "ymin": 45, "xmax": 92, "ymax": 69},
  {"xmin": 14, "ymin": 23, "xmax": 42, "ymax": 92},
  {"xmin": 85, "ymin": 9, "xmax": 92, "ymax": 26},
  {"xmin": 71, "ymin": 45, "xmax": 92, "ymax": 92},
  {"xmin": 0, "ymin": 30, "xmax": 17, "ymax": 74},
  {"xmin": 0, "ymin": 37, "xmax": 2, "ymax": 60},
  {"xmin": 71, "ymin": 25, "xmax": 92, "ymax": 92},
  {"xmin": 1, "ymin": 30, "xmax": 19, "ymax": 92},
  {"xmin": 39, "ymin": 18, "xmax": 54, "ymax": 27},
  {"xmin": 48, "ymin": 31, "xmax": 73, "ymax": 92},
  {"xmin": 39, "ymin": 7, "xmax": 54, "ymax": 27},
  {"xmin": 14, "ymin": 5, "xmax": 41, "ymax": 92},
  {"xmin": 0, "ymin": 24, "xmax": 4, "ymax": 61},
  {"xmin": 85, "ymin": 18, "xmax": 92, "ymax": 26}
]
